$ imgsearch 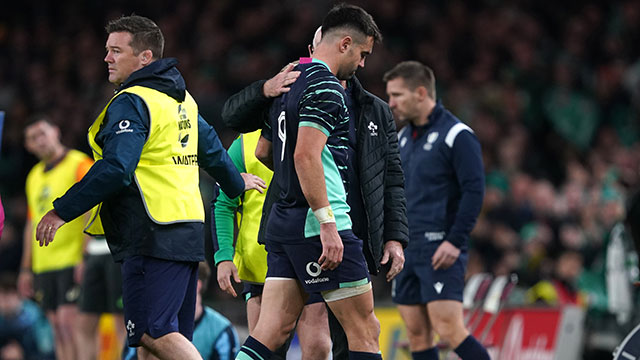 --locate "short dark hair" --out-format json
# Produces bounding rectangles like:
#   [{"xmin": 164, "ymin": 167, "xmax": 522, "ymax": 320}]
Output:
[
  {"xmin": 105, "ymin": 15, "xmax": 164, "ymax": 59},
  {"xmin": 321, "ymin": 3, "xmax": 383, "ymax": 44},
  {"xmin": 383, "ymin": 61, "xmax": 437, "ymax": 99},
  {"xmin": 24, "ymin": 114, "xmax": 56, "ymax": 131}
]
